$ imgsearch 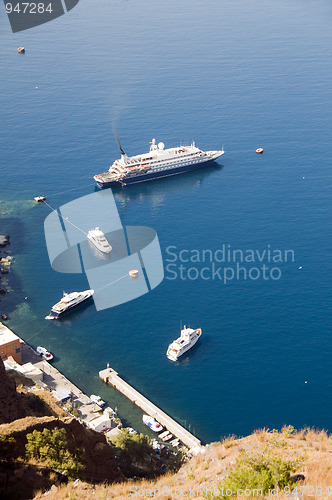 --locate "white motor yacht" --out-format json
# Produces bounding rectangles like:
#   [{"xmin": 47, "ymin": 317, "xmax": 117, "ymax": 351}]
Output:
[
  {"xmin": 166, "ymin": 326, "xmax": 202, "ymax": 361},
  {"xmin": 87, "ymin": 227, "xmax": 112, "ymax": 254}
]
